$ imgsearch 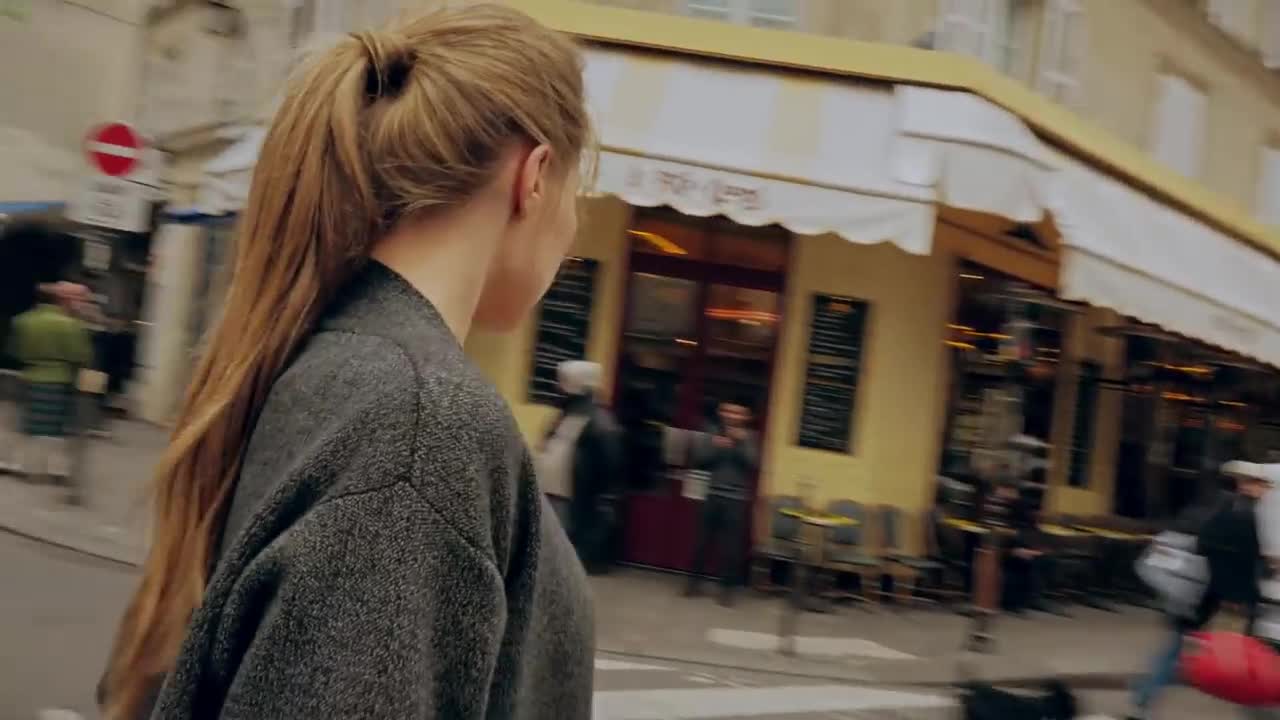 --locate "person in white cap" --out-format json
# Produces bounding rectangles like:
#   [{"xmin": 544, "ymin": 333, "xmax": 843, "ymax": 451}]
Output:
[
  {"xmin": 537, "ymin": 360, "xmax": 621, "ymax": 574},
  {"xmin": 1129, "ymin": 460, "xmax": 1271, "ymax": 719}
]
